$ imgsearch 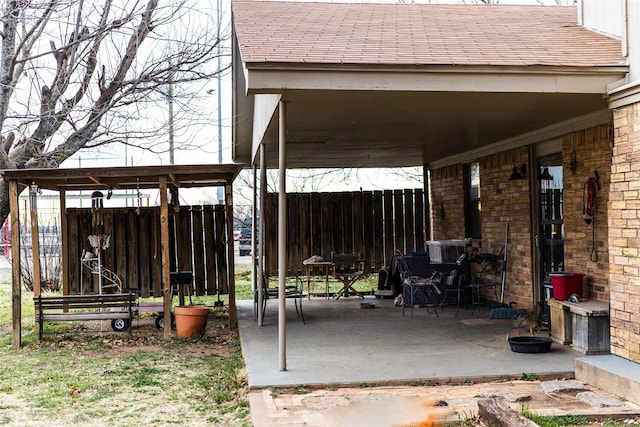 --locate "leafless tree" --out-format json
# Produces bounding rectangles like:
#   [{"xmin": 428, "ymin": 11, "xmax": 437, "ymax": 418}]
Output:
[{"xmin": 0, "ymin": 0, "xmax": 229, "ymax": 224}]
